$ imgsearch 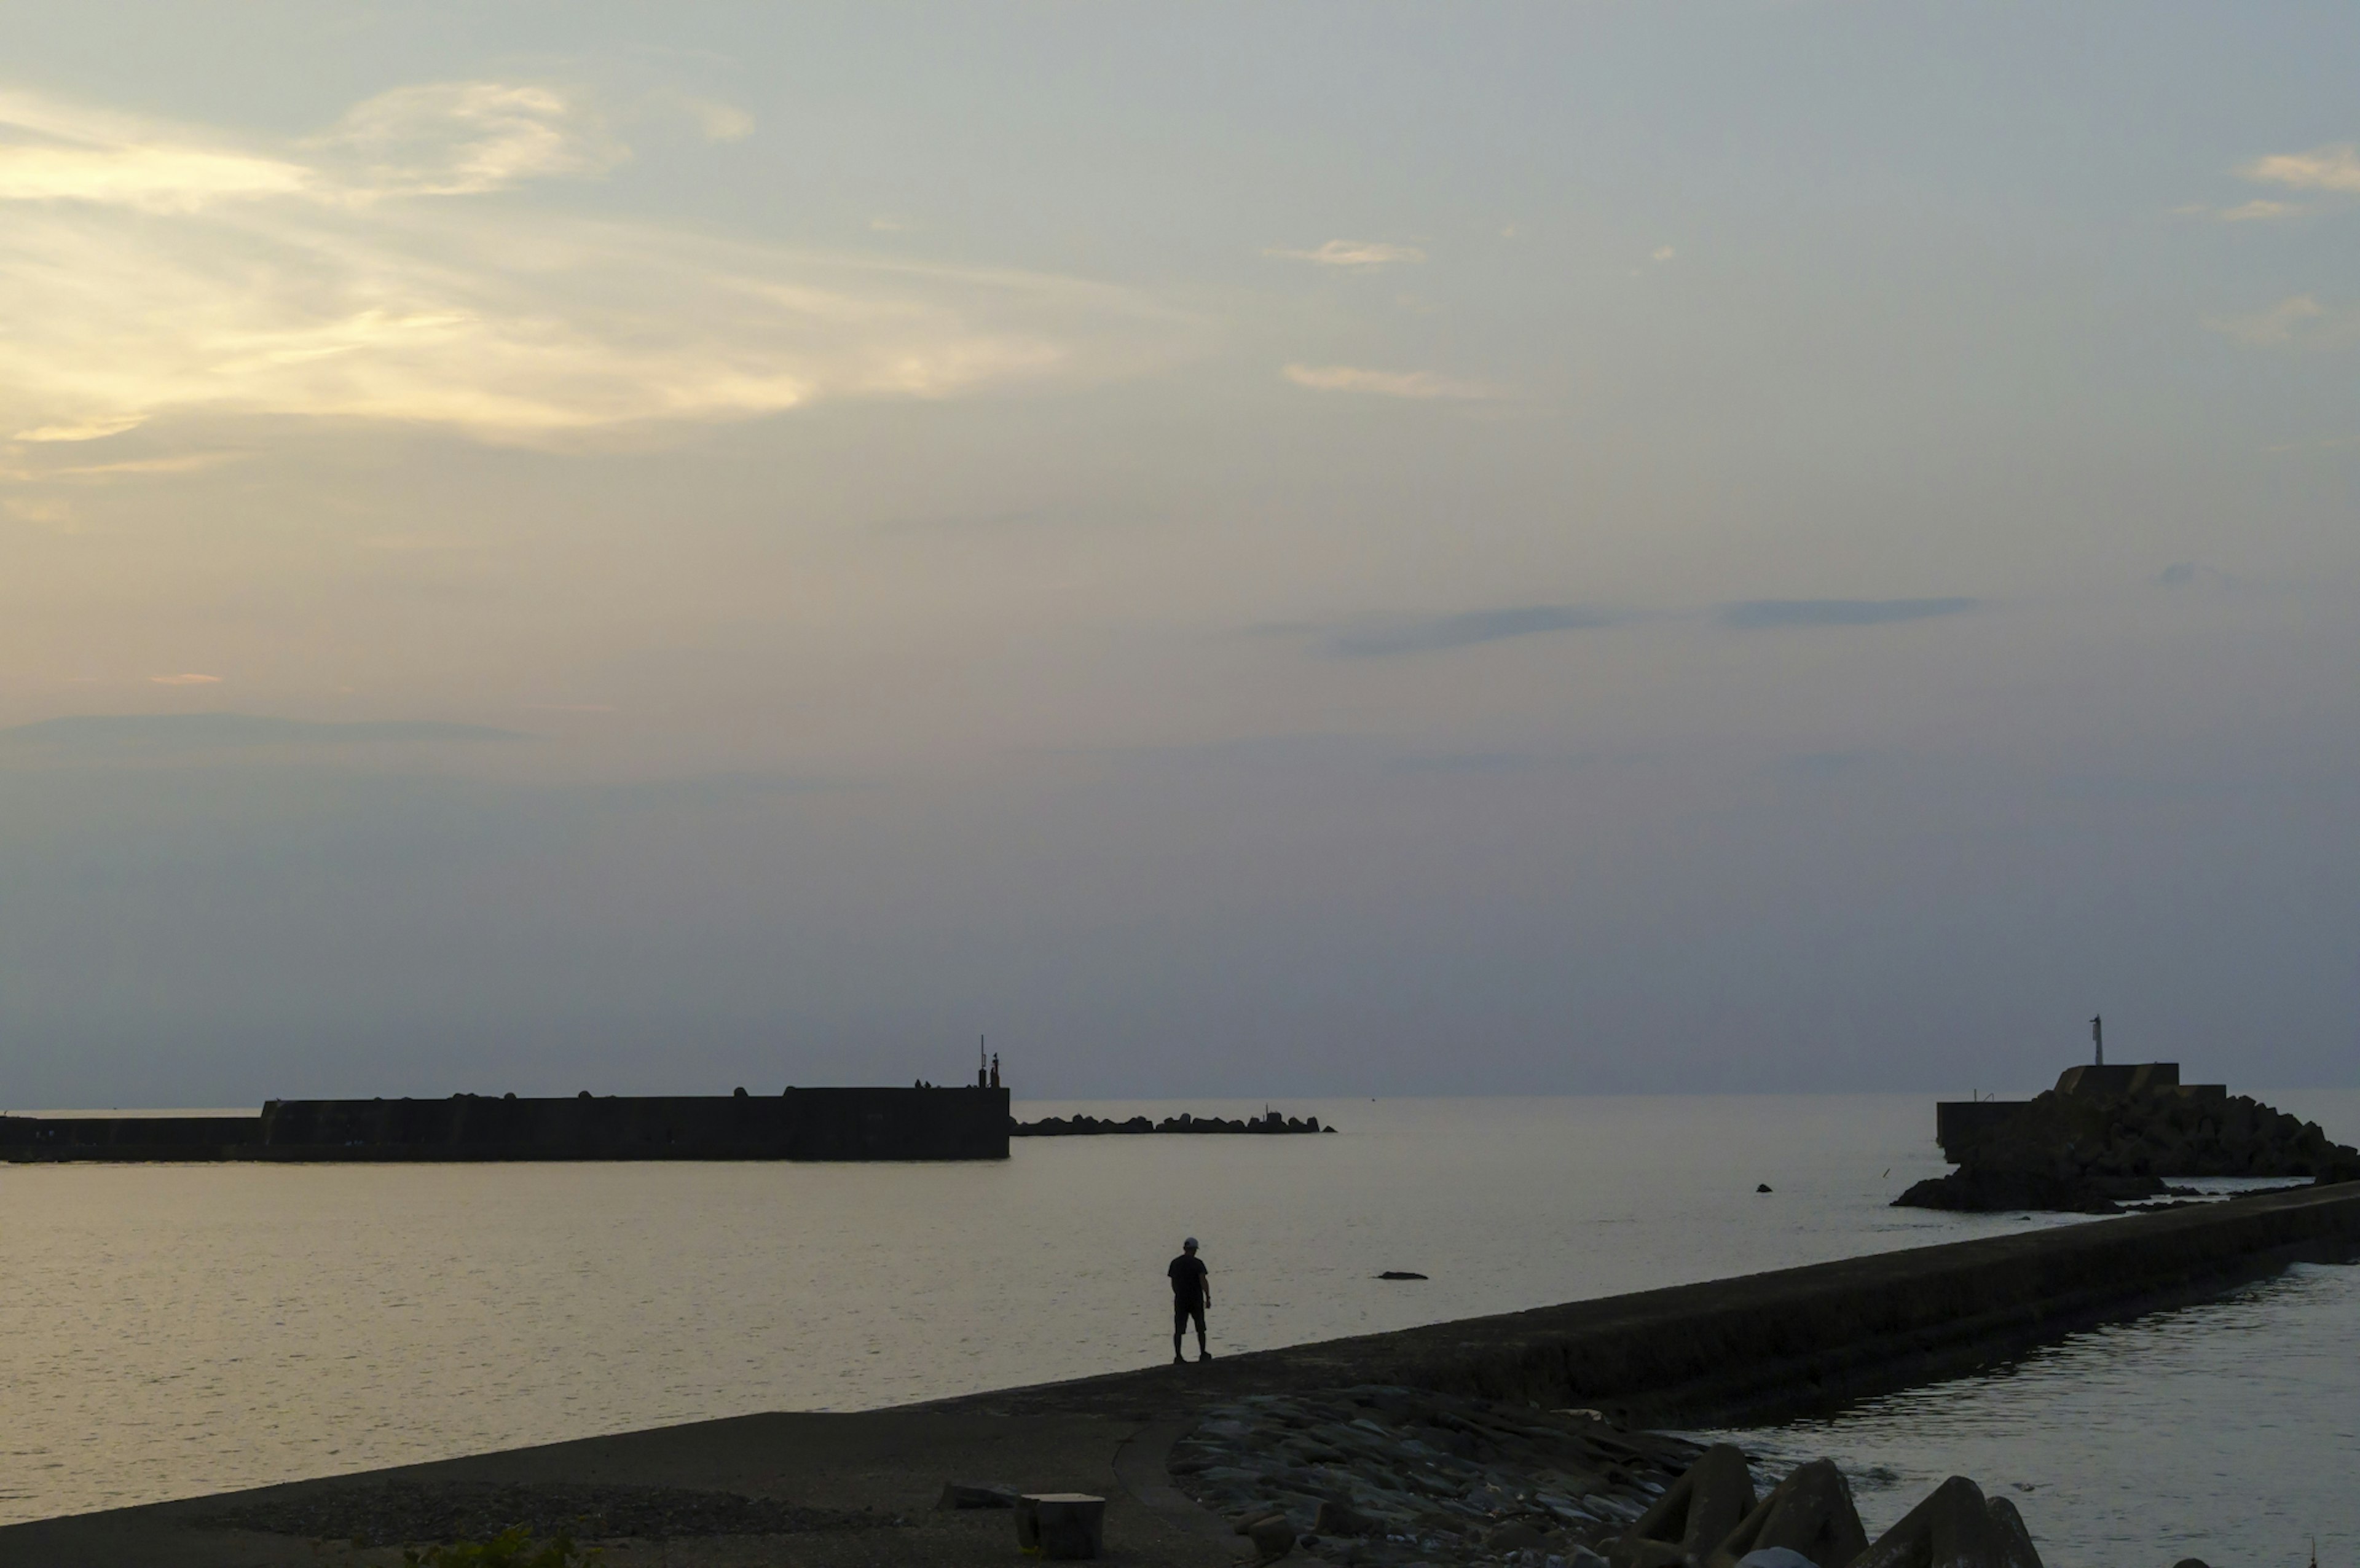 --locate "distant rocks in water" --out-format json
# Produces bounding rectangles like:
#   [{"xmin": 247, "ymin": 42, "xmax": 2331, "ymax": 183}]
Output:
[
  {"xmin": 1011, "ymin": 1109, "xmax": 1335, "ymax": 1137},
  {"xmin": 1900, "ymin": 1068, "xmax": 2357, "ymax": 1213},
  {"xmin": 1377, "ymin": 1270, "xmax": 1428, "ymax": 1280},
  {"xmin": 1756, "ymin": 1184, "xmax": 1773, "ymax": 1194},
  {"xmin": 1895, "ymin": 1169, "xmax": 2195, "ymax": 1216}
]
